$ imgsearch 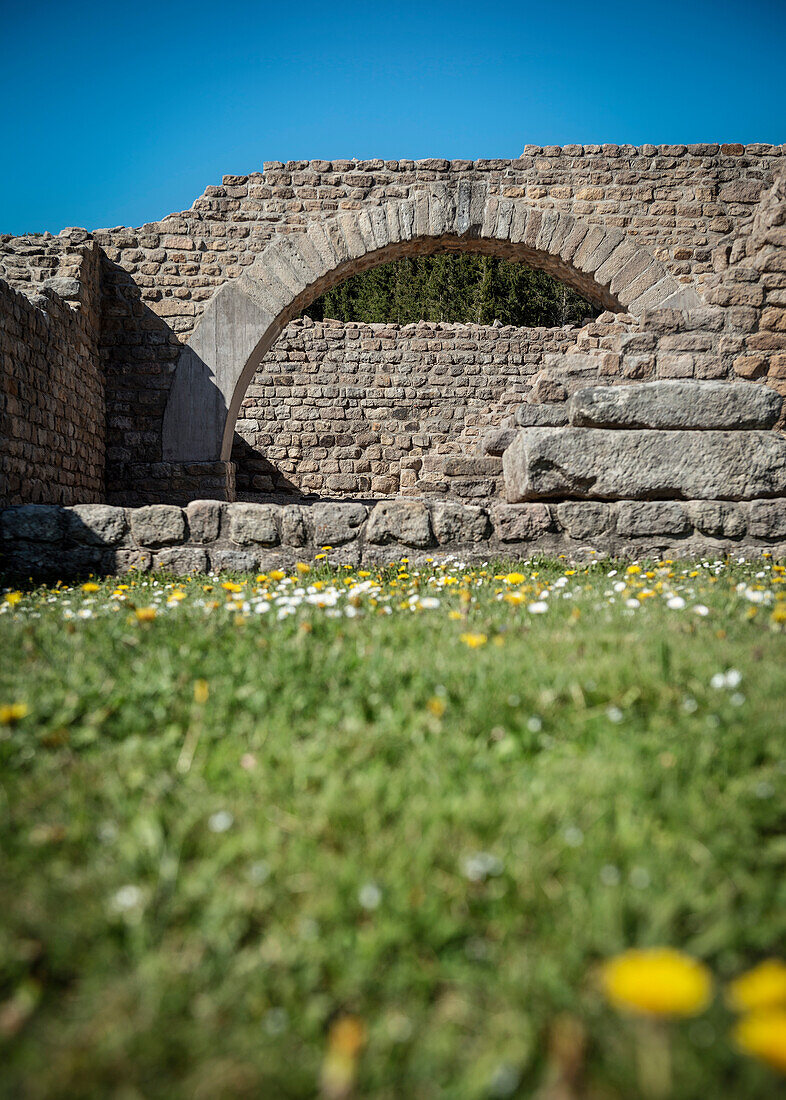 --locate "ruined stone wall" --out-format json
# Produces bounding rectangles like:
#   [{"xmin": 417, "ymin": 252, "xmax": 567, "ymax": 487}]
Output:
[
  {"xmin": 74, "ymin": 146, "xmax": 783, "ymax": 491},
  {"xmin": 0, "ymin": 238, "xmax": 104, "ymax": 505},
  {"xmin": 233, "ymin": 317, "xmax": 579, "ymax": 500}
]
